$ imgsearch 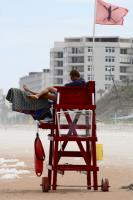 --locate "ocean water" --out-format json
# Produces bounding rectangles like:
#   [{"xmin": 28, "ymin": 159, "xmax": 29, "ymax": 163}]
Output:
[
  {"xmin": 0, "ymin": 125, "xmax": 44, "ymax": 180},
  {"xmin": 97, "ymin": 123, "xmax": 133, "ymax": 166}
]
